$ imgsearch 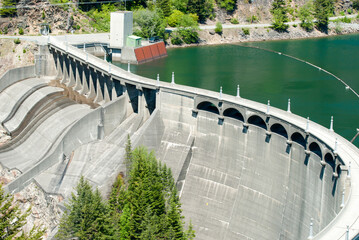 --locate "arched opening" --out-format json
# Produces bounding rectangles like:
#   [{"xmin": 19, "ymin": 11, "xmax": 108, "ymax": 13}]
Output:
[
  {"xmin": 325, "ymin": 153, "xmax": 335, "ymax": 171},
  {"xmin": 223, "ymin": 108, "xmax": 244, "ymax": 122},
  {"xmin": 291, "ymin": 132, "xmax": 306, "ymax": 148},
  {"xmin": 270, "ymin": 123, "xmax": 288, "ymax": 138},
  {"xmin": 309, "ymin": 142, "xmax": 322, "ymax": 159},
  {"xmin": 197, "ymin": 101, "xmax": 219, "ymax": 114},
  {"xmin": 248, "ymin": 115, "xmax": 267, "ymax": 130}
]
